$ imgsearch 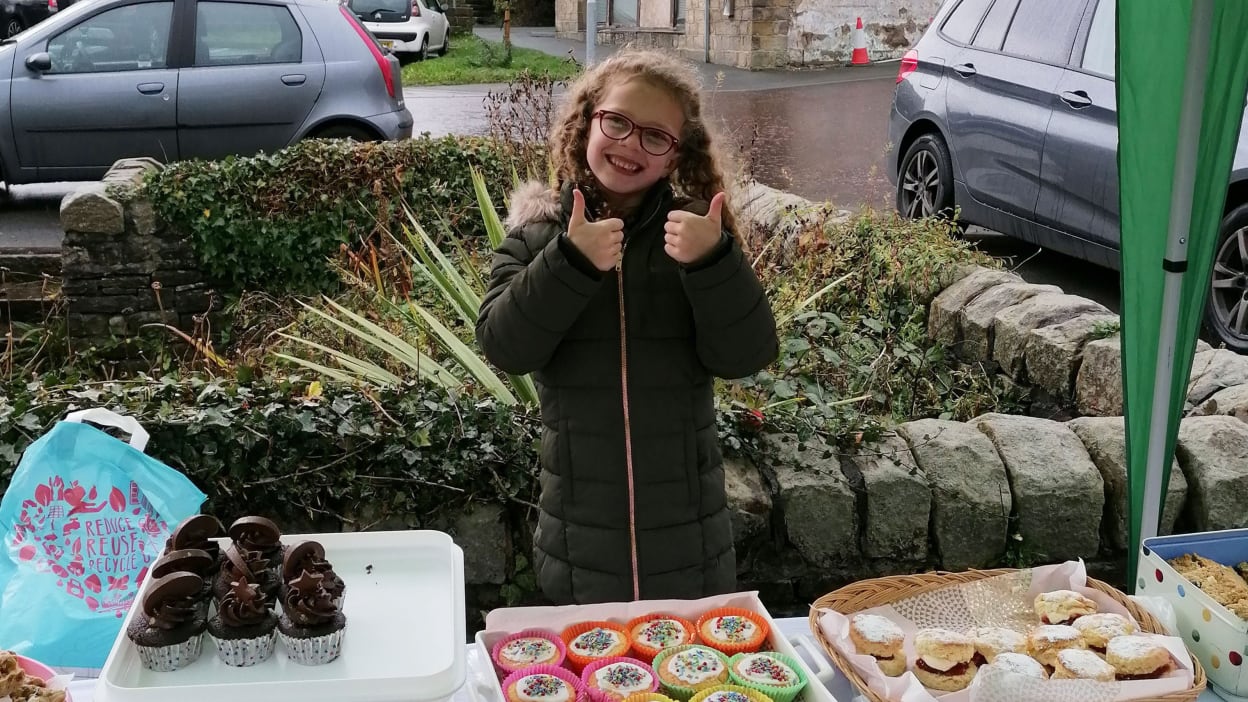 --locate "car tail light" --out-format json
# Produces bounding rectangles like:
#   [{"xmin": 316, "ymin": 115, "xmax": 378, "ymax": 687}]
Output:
[
  {"xmin": 411, "ymin": 1, "xmax": 421, "ymax": 15},
  {"xmin": 897, "ymin": 49, "xmax": 918, "ymax": 84},
  {"xmin": 339, "ymin": 5, "xmax": 396, "ymax": 98},
  {"xmin": 48, "ymin": 0, "xmax": 57, "ymax": 10}
]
